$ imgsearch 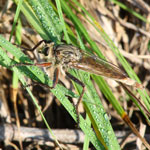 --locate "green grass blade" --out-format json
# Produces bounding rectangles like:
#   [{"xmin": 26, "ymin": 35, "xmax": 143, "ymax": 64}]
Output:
[
  {"xmin": 55, "ymin": 0, "xmax": 70, "ymax": 44},
  {"xmin": 71, "ymin": 70, "xmax": 121, "ymax": 150},
  {"xmin": 109, "ymin": 0, "xmax": 148, "ymax": 23},
  {"xmin": 14, "ymin": 0, "xmax": 49, "ymax": 40},
  {"xmin": 83, "ymin": 114, "xmax": 90, "ymax": 150},
  {"xmin": 9, "ymin": 0, "xmax": 23, "ymax": 41},
  {"xmin": 12, "ymin": 18, "xmax": 22, "ymax": 89},
  {"xmin": 76, "ymin": 31, "xmax": 90, "ymax": 149},
  {"xmin": 71, "ymin": 30, "xmax": 121, "ymax": 149},
  {"xmin": 61, "ymin": 0, "xmax": 104, "ymax": 58}
]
